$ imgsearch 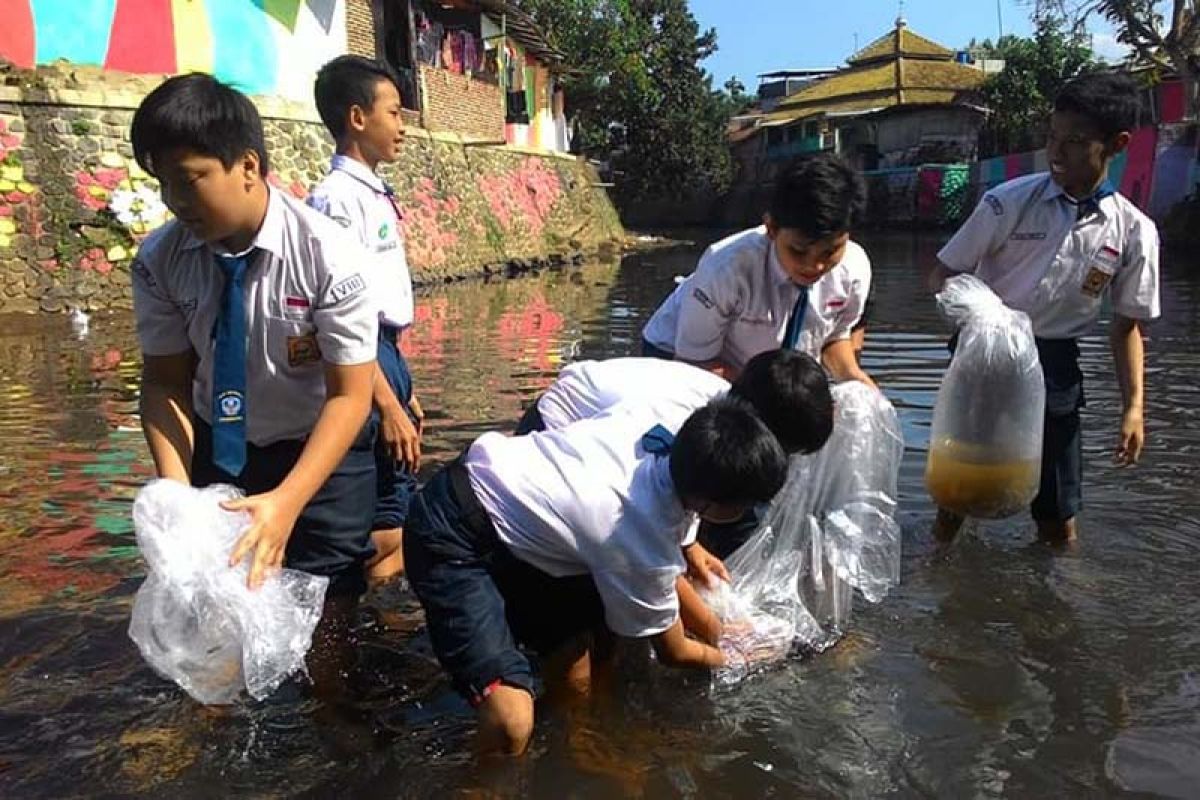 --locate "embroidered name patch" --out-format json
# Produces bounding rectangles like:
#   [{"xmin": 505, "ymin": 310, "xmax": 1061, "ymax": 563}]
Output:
[
  {"xmin": 984, "ymin": 194, "xmax": 1004, "ymax": 216},
  {"xmin": 286, "ymin": 333, "xmax": 322, "ymax": 366},
  {"xmin": 692, "ymin": 287, "xmax": 716, "ymax": 309},
  {"xmin": 1010, "ymin": 231, "xmax": 1047, "ymax": 241},
  {"xmin": 329, "ymin": 274, "xmax": 366, "ymax": 302}
]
